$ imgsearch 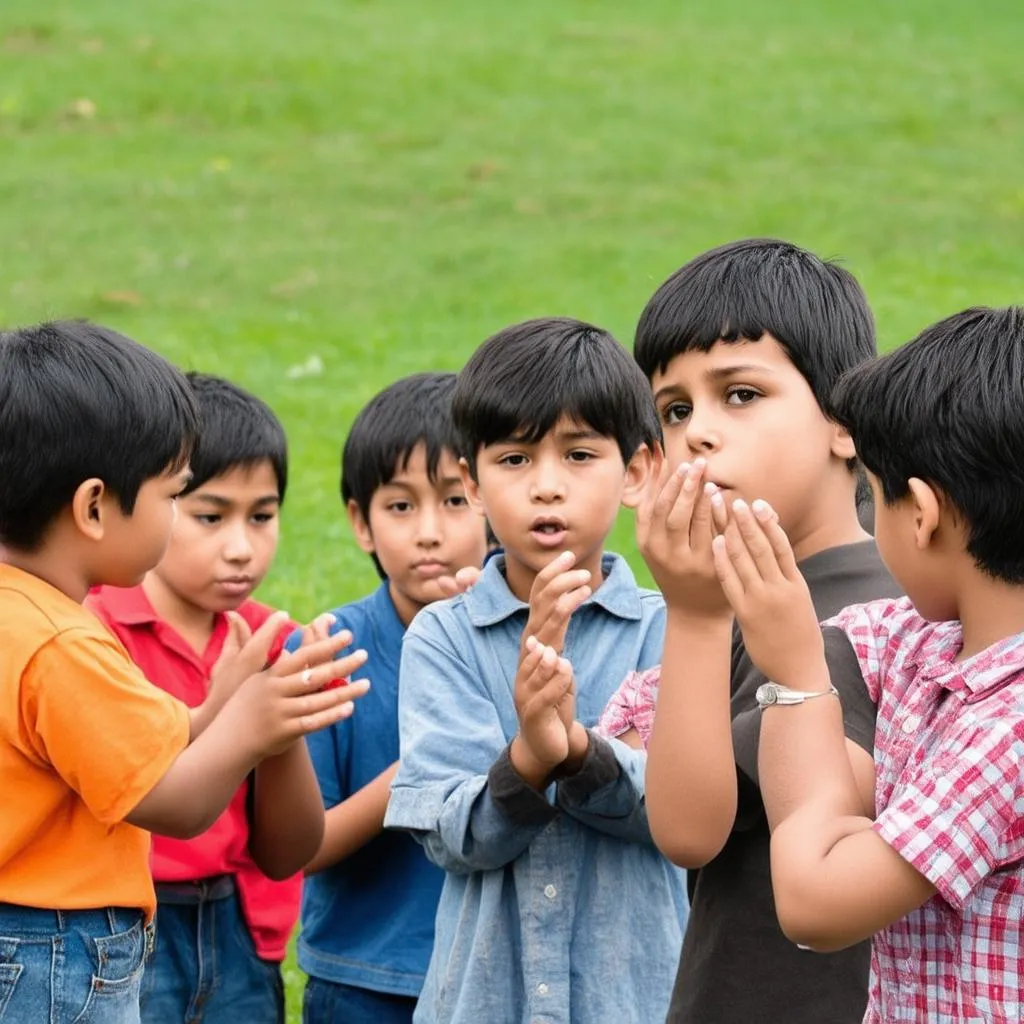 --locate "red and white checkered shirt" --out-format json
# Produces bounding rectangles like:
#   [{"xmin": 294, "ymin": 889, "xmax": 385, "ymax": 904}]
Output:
[
  {"xmin": 596, "ymin": 665, "xmax": 659, "ymax": 747},
  {"xmin": 826, "ymin": 597, "xmax": 1024, "ymax": 1023}
]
